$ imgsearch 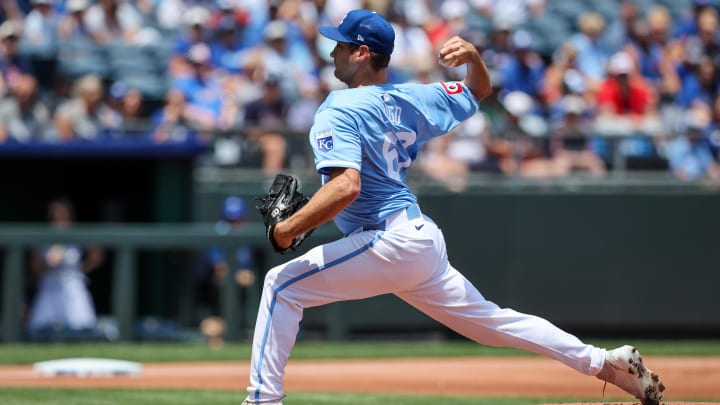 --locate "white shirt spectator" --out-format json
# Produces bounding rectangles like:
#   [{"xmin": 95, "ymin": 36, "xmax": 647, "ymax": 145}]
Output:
[{"xmin": 84, "ymin": 0, "xmax": 143, "ymax": 43}]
